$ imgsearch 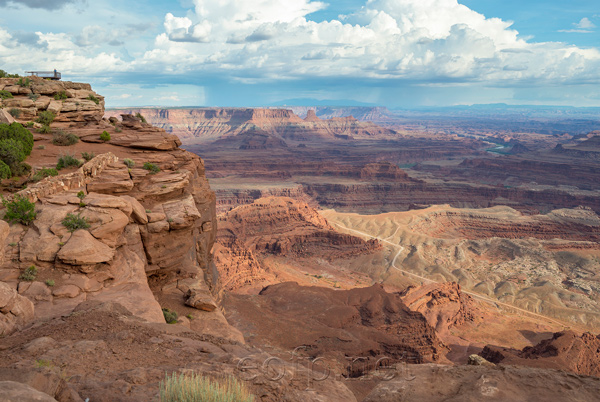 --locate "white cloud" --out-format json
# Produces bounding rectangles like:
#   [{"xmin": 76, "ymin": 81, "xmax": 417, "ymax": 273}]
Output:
[
  {"xmin": 575, "ymin": 17, "xmax": 596, "ymax": 29},
  {"xmin": 142, "ymin": 0, "xmax": 600, "ymax": 85}
]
